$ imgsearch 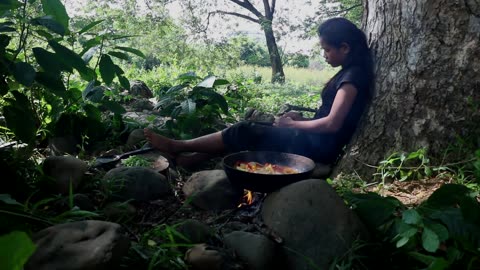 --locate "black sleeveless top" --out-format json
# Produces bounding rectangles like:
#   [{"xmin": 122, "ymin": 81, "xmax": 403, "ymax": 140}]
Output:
[{"xmin": 313, "ymin": 65, "xmax": 371, "ymax": 153}]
